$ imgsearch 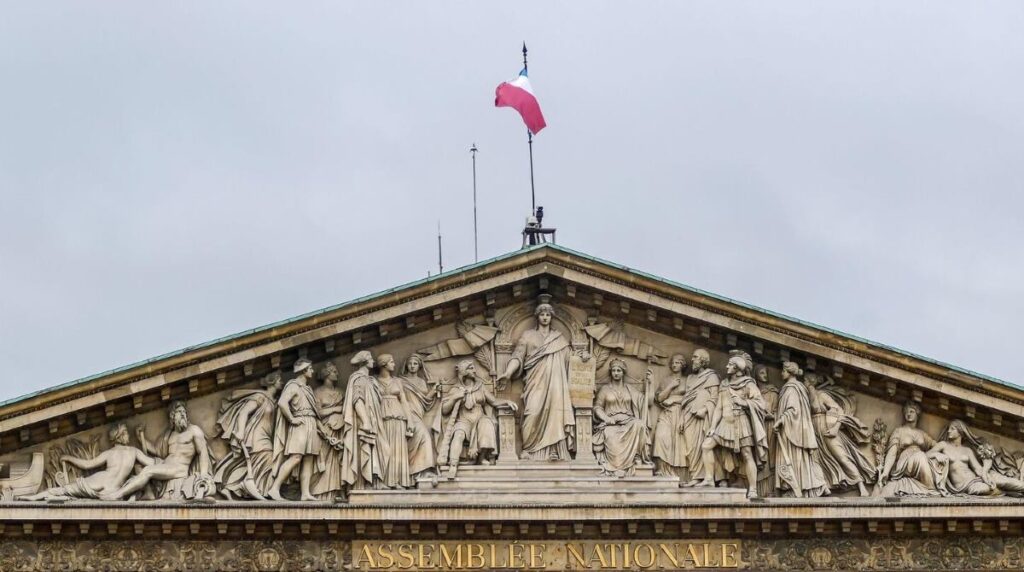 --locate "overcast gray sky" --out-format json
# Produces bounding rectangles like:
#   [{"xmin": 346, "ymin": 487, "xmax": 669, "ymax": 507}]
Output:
[{"xmin": 2, "ymin": 2, "xmax": 1023, "ymax": 400}]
